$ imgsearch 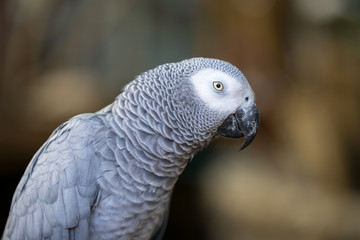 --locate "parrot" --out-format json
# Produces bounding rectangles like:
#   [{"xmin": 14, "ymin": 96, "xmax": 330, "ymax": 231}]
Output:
[{"xmin": 2, "ymin": 57, "xmax": 259, "ymax": 240}]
